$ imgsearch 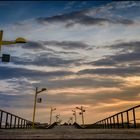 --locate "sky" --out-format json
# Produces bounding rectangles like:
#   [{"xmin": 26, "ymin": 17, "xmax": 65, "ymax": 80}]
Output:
[{"xmin": 0, "ymin": 1, "xmax": 140, "ymax": 124}]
